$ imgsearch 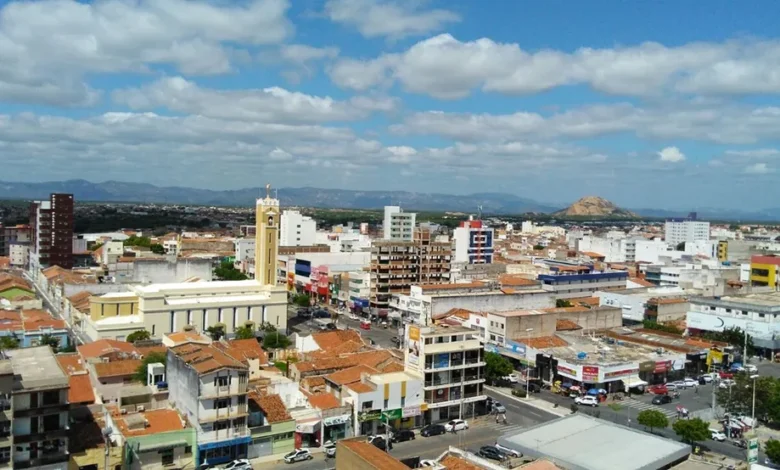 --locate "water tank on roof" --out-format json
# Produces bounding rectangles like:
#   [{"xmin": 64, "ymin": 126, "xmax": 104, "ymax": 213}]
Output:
[{"xmin": 577, "ymin": 352, "xmax": 587, "ymax": 360}]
